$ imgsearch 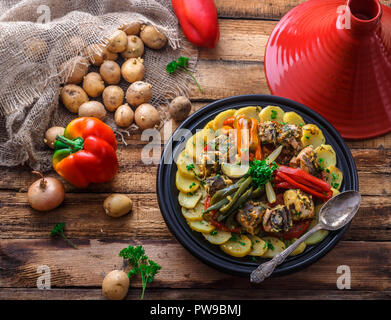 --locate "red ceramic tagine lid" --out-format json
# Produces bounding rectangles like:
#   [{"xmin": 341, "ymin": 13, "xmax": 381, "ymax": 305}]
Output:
[{"xmin": 265, "ymin": 0, "xmax": 391, "ymax": 139}]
